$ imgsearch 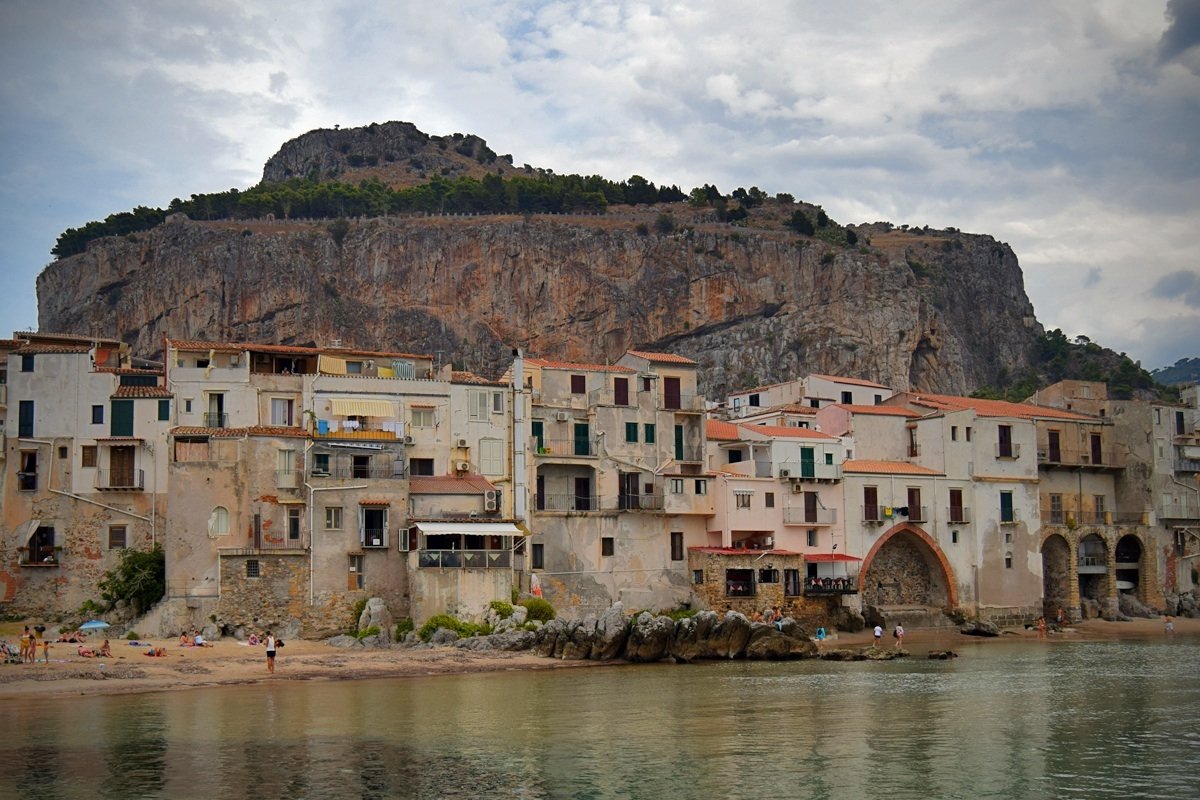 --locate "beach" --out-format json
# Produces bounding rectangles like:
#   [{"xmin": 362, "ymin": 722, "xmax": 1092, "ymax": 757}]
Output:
[{"xmin": 1, "ymin": 615, "xmax": 1194, "ymax": 700}]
